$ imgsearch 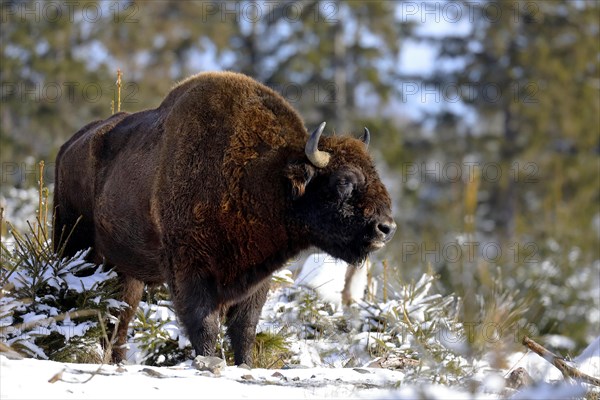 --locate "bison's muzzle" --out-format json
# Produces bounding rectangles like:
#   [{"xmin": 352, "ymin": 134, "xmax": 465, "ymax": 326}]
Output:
[{"xmin": 371, "ymin": 219, "xmax": 397, "ymax": 250}]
